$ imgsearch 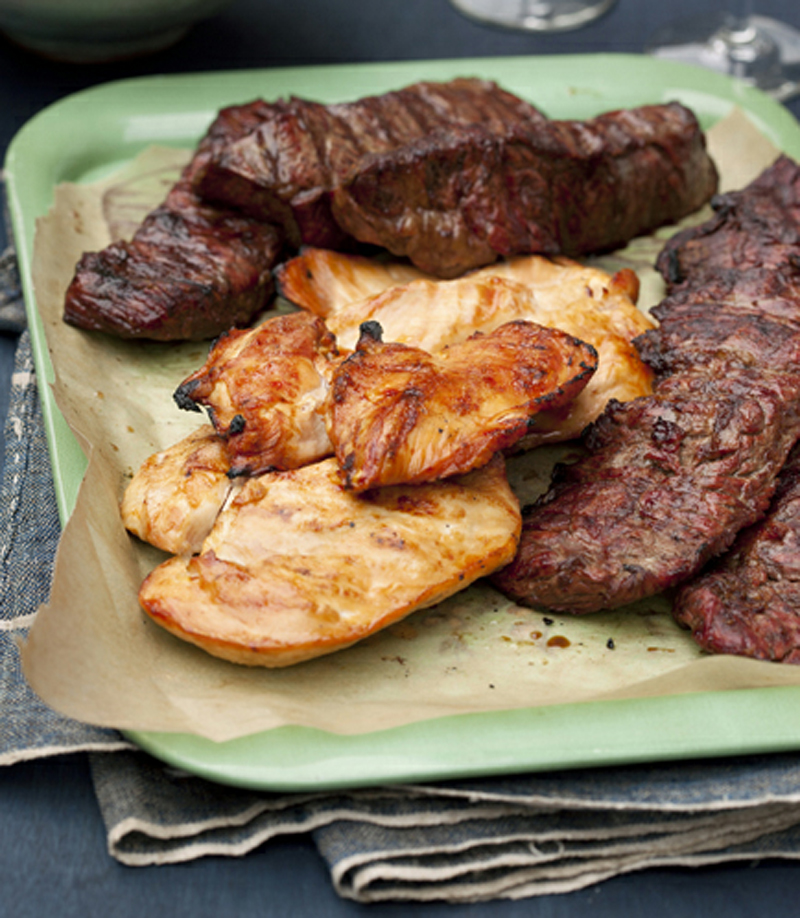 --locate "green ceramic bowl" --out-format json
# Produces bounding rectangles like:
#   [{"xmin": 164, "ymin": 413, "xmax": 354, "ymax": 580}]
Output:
[{"xmin": 0, "ymin": 0, "xmax": 232, "ymax": 62}]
